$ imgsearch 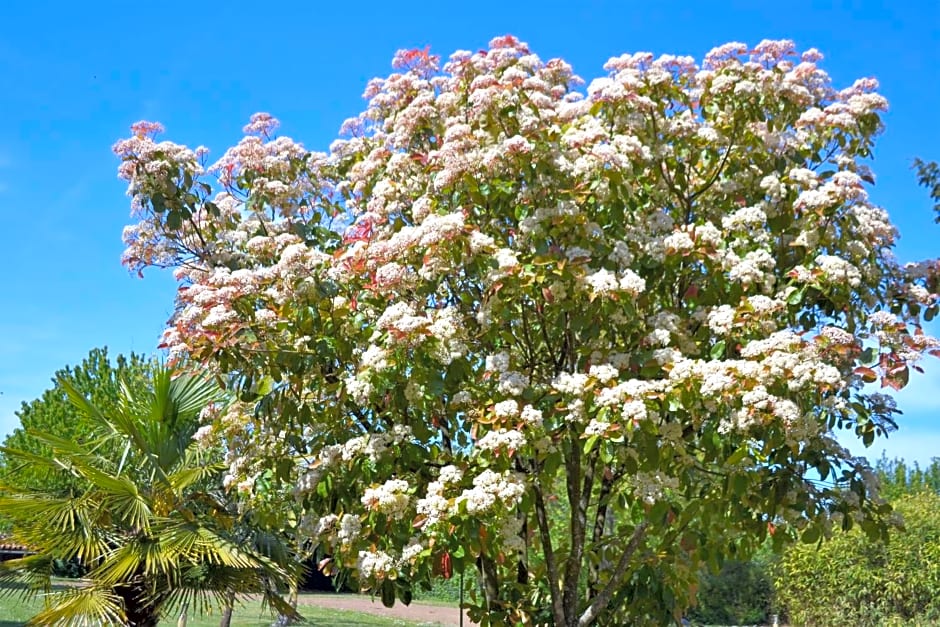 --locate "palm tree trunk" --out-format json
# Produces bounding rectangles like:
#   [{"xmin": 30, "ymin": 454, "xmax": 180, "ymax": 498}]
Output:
[
  {"xmin": 219, "ymin": 592, "xmax": 235, "ymax": 627},
  {"xmin": 273, "ymin": 584, "xmax": 299, "ymax": 626},
  {"xmin": 116, "ymin": 579, "xmax": 161, "ymax": 627}
]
